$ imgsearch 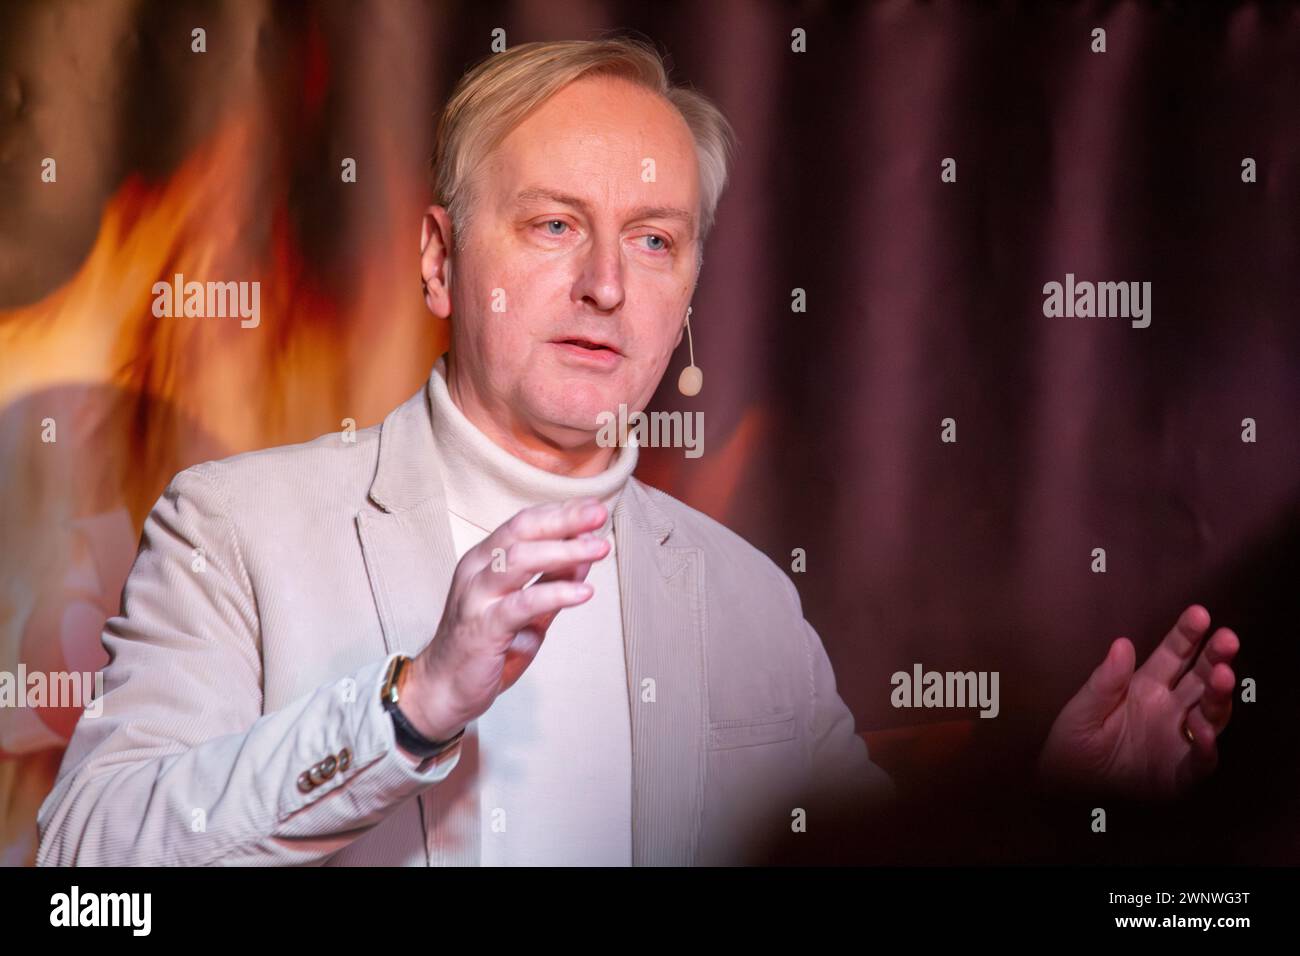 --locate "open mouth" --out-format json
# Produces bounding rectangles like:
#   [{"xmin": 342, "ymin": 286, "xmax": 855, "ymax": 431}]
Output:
[{"xmin": 554, "ymin": 337, "xmax": 620, "ymax": 355}]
